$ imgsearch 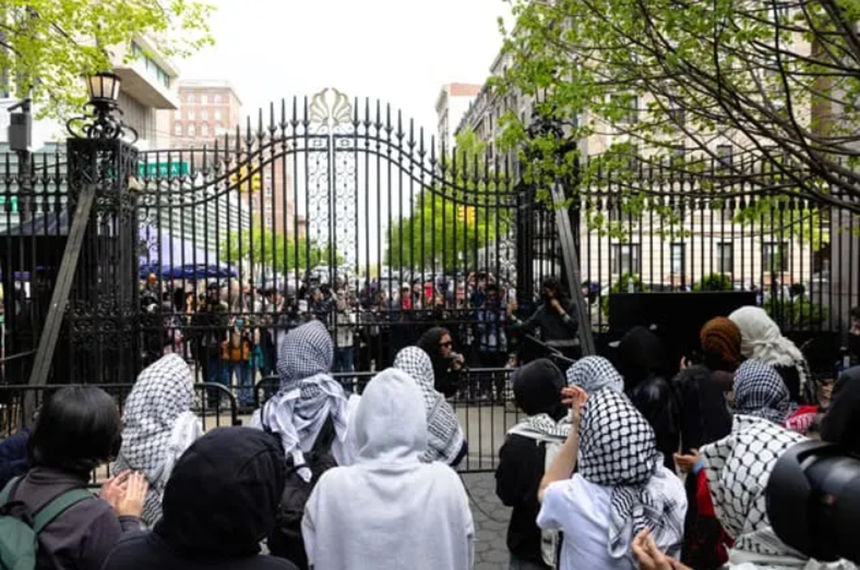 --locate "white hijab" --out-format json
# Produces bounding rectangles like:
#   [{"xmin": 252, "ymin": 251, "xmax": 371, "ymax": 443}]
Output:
[
  {"xmin": 728, "ymin": 306, "xmax": 809, "ymax": 394},
  {"xmin": 302, "ymin": 369, "xmax": 475, "ymax": 570},
  {"xmin": 113, "ymin": 354, "xmax": 203, "ymax": 527}
]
